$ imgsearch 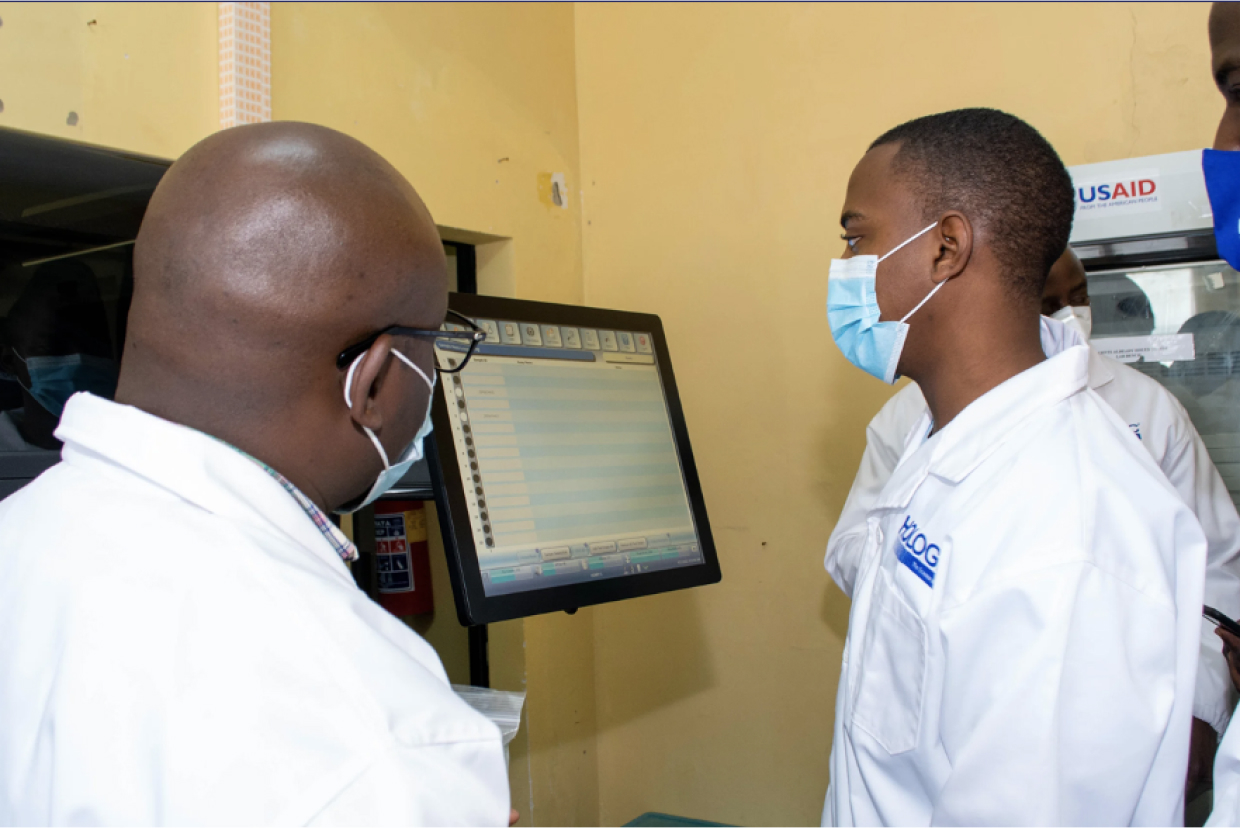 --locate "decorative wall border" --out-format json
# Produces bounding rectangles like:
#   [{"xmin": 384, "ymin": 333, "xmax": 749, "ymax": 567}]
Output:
[{"xmin": 219, "ymin": 2, "xmax": 271, "ymax": 128}]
